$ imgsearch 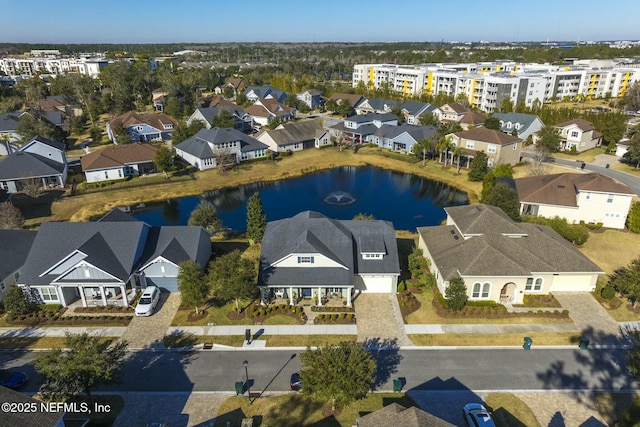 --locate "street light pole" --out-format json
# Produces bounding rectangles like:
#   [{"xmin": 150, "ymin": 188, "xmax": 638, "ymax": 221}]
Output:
[{"xmin": 243, "ymin": 360, "xmax": 251, "ymax": 403}]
